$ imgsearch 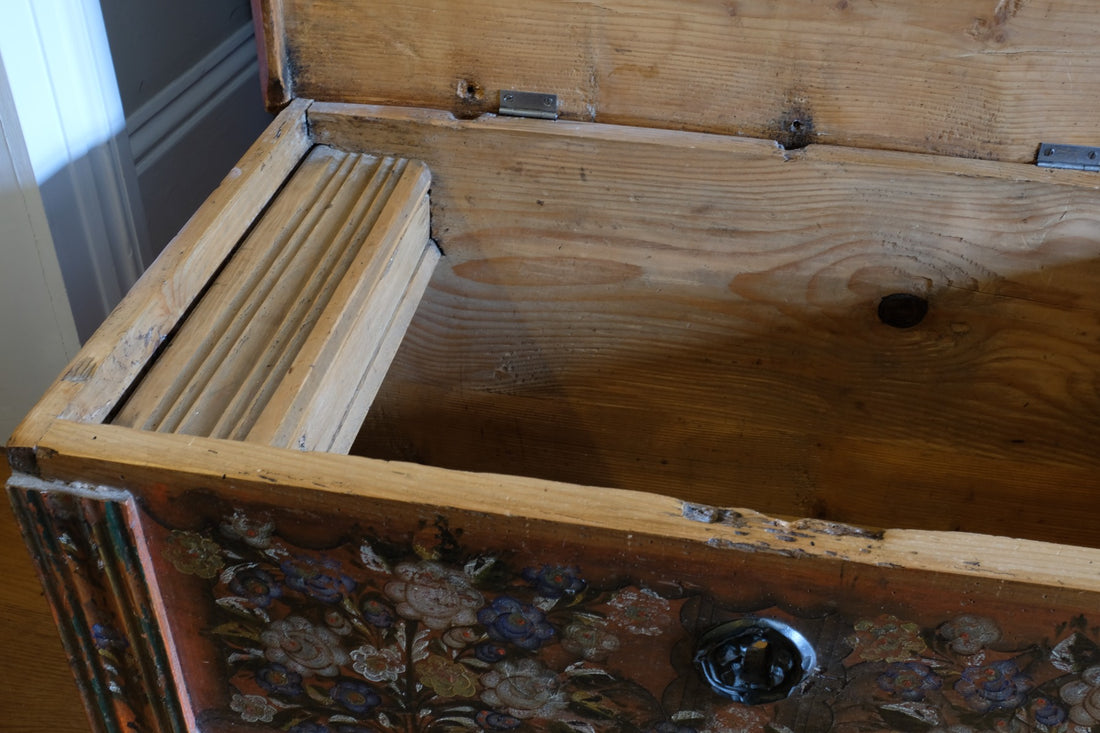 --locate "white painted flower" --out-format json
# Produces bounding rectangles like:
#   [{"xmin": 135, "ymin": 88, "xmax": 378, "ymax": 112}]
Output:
[
  {"xmin": 260, "ymin": 616, "xmax": 348, "ymax": 677},
  {"xmin": 607, "ymin": 587, "xmax": 672, "ymax": 636},
  {"xmin": 1061, "ymin": 664, "xmax": 1100, "ymax": 726},
  {"xmin": 480, "ymin": 659, "xmax": 567, "ymax": 720},
  {"xmin": 938, "ymin": 615, "xmax": 1001, "ymax": 655},
  {"xmin": 384, "ymin": 561, "xmax": 484, "ymax": 630},
  {"xmin": 561, "ymin": 621, "xmax": 619, "ymax": 661},
  {"xmin": 229, "ymin": 693, "xmax": 277, "ymax": 723},
  {"xmin": 350, "ymin": 643, "xmax": 405, "ymax": 683},
  {"xmin": 220, "ymin": 509, "xmax": 275, "ymax": 548}
]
